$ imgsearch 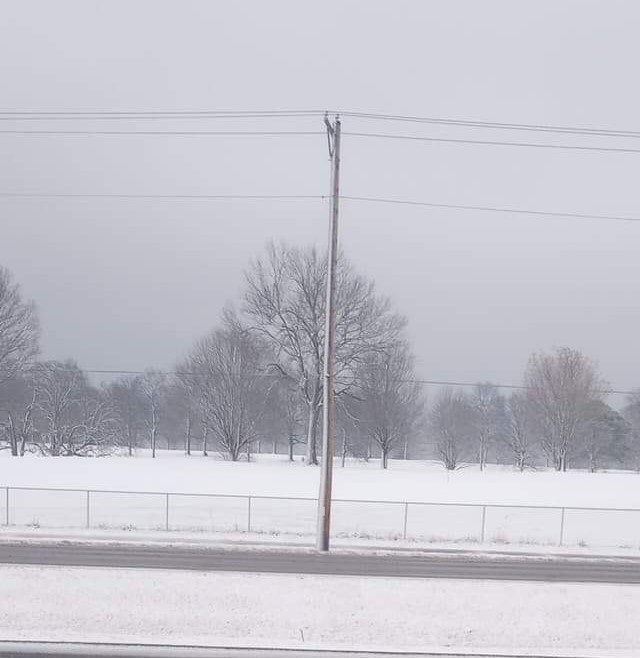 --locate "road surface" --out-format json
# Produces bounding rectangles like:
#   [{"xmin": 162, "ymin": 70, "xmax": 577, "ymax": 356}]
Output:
[
  {"xmin": 1, "ymin": 542, "xmax": 639, "ymax": 583},
  {"xmin": 0, "ymin": 642, "xmax": 609, "ymax": 658}
]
